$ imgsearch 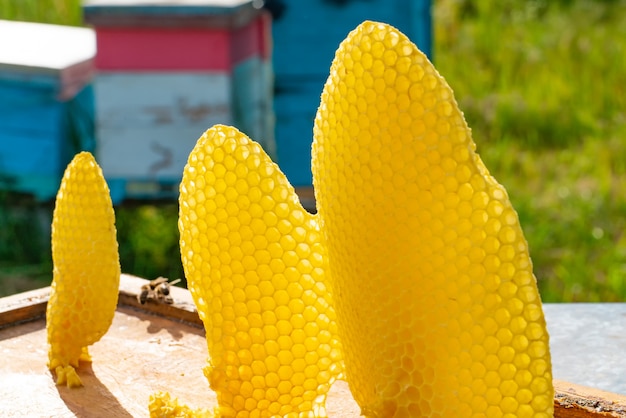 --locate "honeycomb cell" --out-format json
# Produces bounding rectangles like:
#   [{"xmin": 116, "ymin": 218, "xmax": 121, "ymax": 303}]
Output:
[
  {"xmin": 312, "ymin": 21, "xmax": 553, "ymax": 416},
  {"xmin": 153, "ymin": 19, "xmax": 554, "ymax": 418},
  {"xmin": 46, "ymin": 152, "xmax": 120, "ymax": 388},
  {"xmin": 177, "ymin": 125, "xmax": 344, "ymax": 417}
]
